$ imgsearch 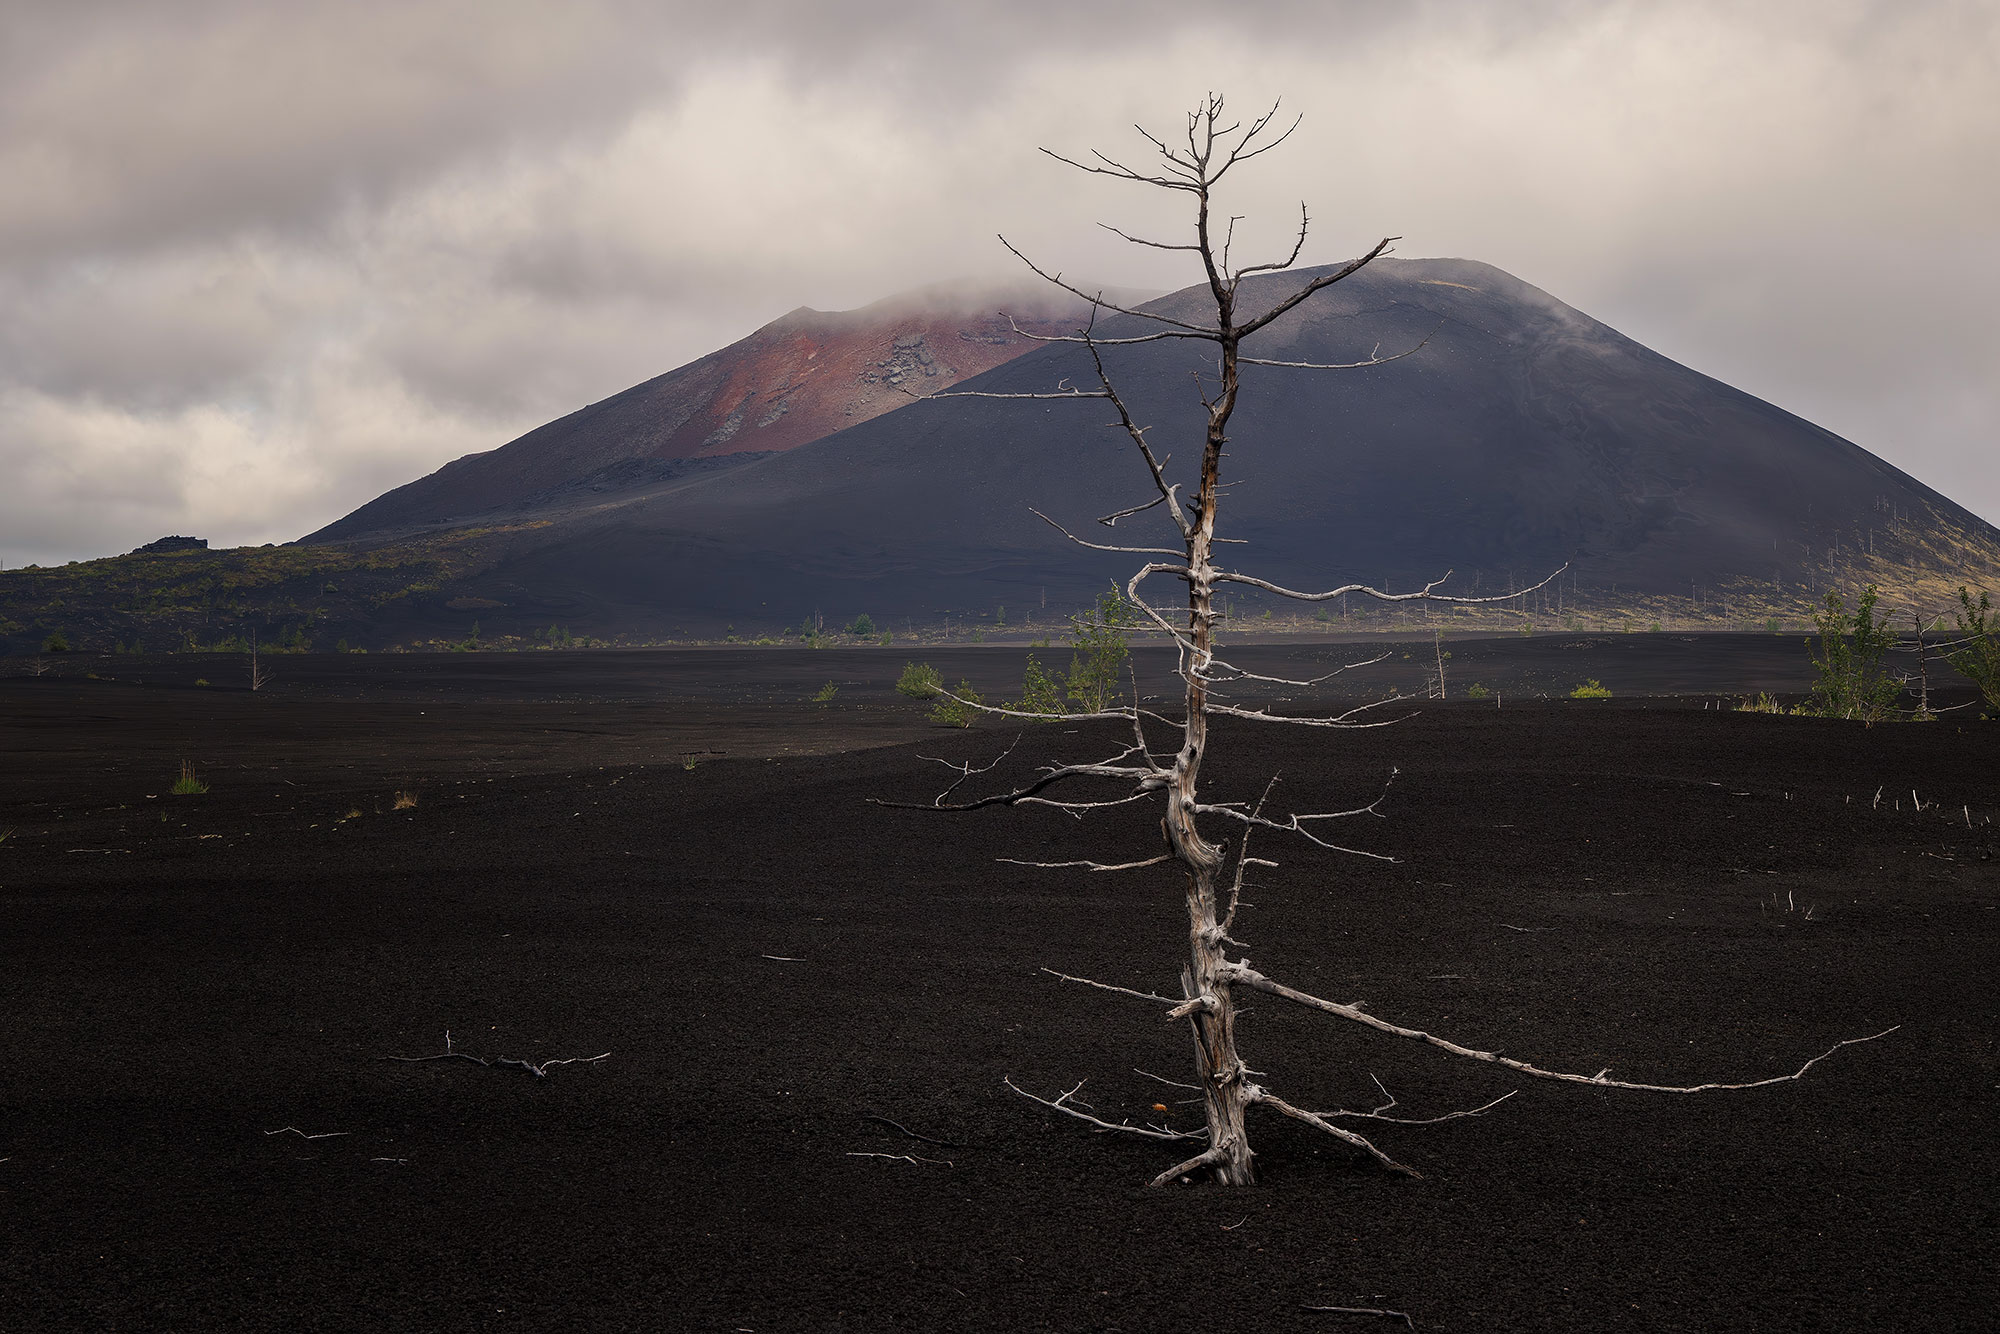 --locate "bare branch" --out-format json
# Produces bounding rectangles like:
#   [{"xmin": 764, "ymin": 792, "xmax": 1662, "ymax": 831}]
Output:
[
  {"xmin": 1231, "ymin": 201, "xmax": 1309, "ymax": 282},
  {"xmin": 1240, "ymin": 321, "xmax": 1444, "ymax": 371},
  {"xmin": 1204, "ymin": 702, "xmax": 1411, "ymax": 731},
  {"xmin": 847, "ymin": 1151, "xmax": 954, "ymax": 1166},
  {"xmin": 1099, "ymin": 221, "xmax": 1201, "ymax": 252},
  {"xmin": 911, "ymin": 377, "xmax": 1109, "ymax": 402},
  {"xmin": 382, "ymin": 1030, "xmax": 610, "ymax": 1079},
  {"xmin": 1251, "ymin": 1086, "xmax": 1420, "ymax": 1177},
  {"xmin": 1080, "ymin": 323, "xmax": 1194, "ymax": 539},
  {"xmin": 1212, "ymin": 100, "xmax": 1303, "ymax": 180},
  {"xmin": 1096, "ymin": 493, "xmax": 1169, "ymax": 527},
  {"xmin": 1198, "ymin": 650, "xmax": 1392, "ymax": 690},
  {"xmin": 1319, "ymin": 1074, "xmax": 1517, "ymax": 1126},
  {"xmin": 862, "ymin": 1113, "xmax": 972, "ymax": 1150},
  {"xmin": 1031, "ymin": 506, "xmax": 1185, "ymax": 558},
  {"xmin": 1000, "ymin": 854, "xmax": 1173, "ymax": 873},
  {"xmin": 1000, "ymin": 319, "xmax": 1211, "ymax": 348},
  {"xmin": 998, "ymin": 236, "xmax": 1219, "ymax": 334},
  {"xmin": 1214, "ymin": 563, "xmax": 1568, "ymax": 606},
  {"xmin": 918, "ymin": 736, "xmax": 1021, "ymax": 804},
  {"xmin": 1218, "ymin": 776, "xmax": 1281, "ymax": 941},
  {"xmin": 879, "ymin": 743, "xmax": 1165, "ymax": 814},
  {"xmin": 1149, "ymin": 1145, "xmax": 1227, "ymax": 1188},
  {"xmin": 1299, "ymin": 1304, "xmax": 1415, "ymax": 1328},
  {"xmin": 1226, "ymin": 964, "xmax": 1900, "ymax": 1094},
  {"xmin": 1039, "ymin": 146, "xmax": 1204, "ymax": 193},
  {"xmin": 1234, "ymin": 236, "xmax": 1400, "ymax": 339},
  {"xmin": 1041, "ymin": 967, "xmax": 1181, "ymax": 1006},
  {"xmin": 1005, "ymin": 1077, "xmax": 1205, "ymax": 1141}
]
